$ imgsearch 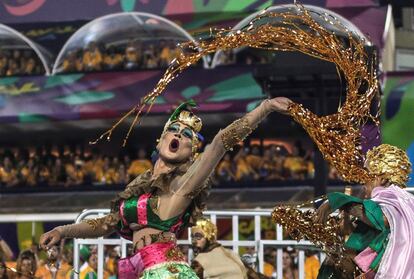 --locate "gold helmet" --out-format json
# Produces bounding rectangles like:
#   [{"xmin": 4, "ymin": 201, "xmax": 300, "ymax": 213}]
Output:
[
  {"xmin": 192, "ymin": 218, "xmax": 217, "ymax": 241},
  {"xmin": 366, "ymin": 144, "xmax": 411, "ymax": 187}
]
